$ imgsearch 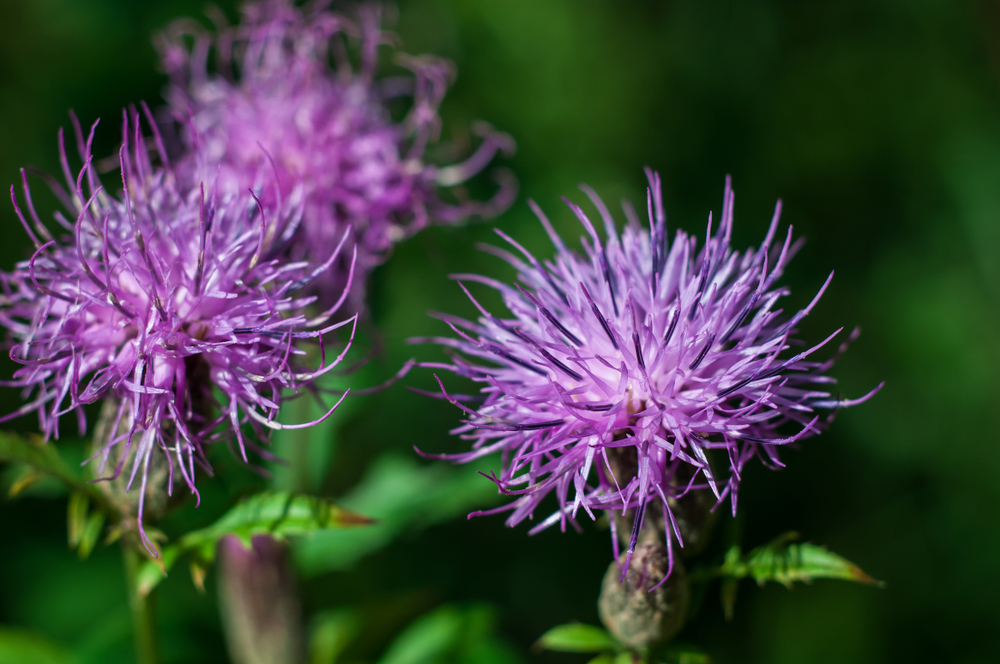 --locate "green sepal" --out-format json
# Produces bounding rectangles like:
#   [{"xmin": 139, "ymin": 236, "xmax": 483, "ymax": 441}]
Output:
[{"xmin": 65, "ymin": 491, "xmax": 106, "ymax": 559}]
